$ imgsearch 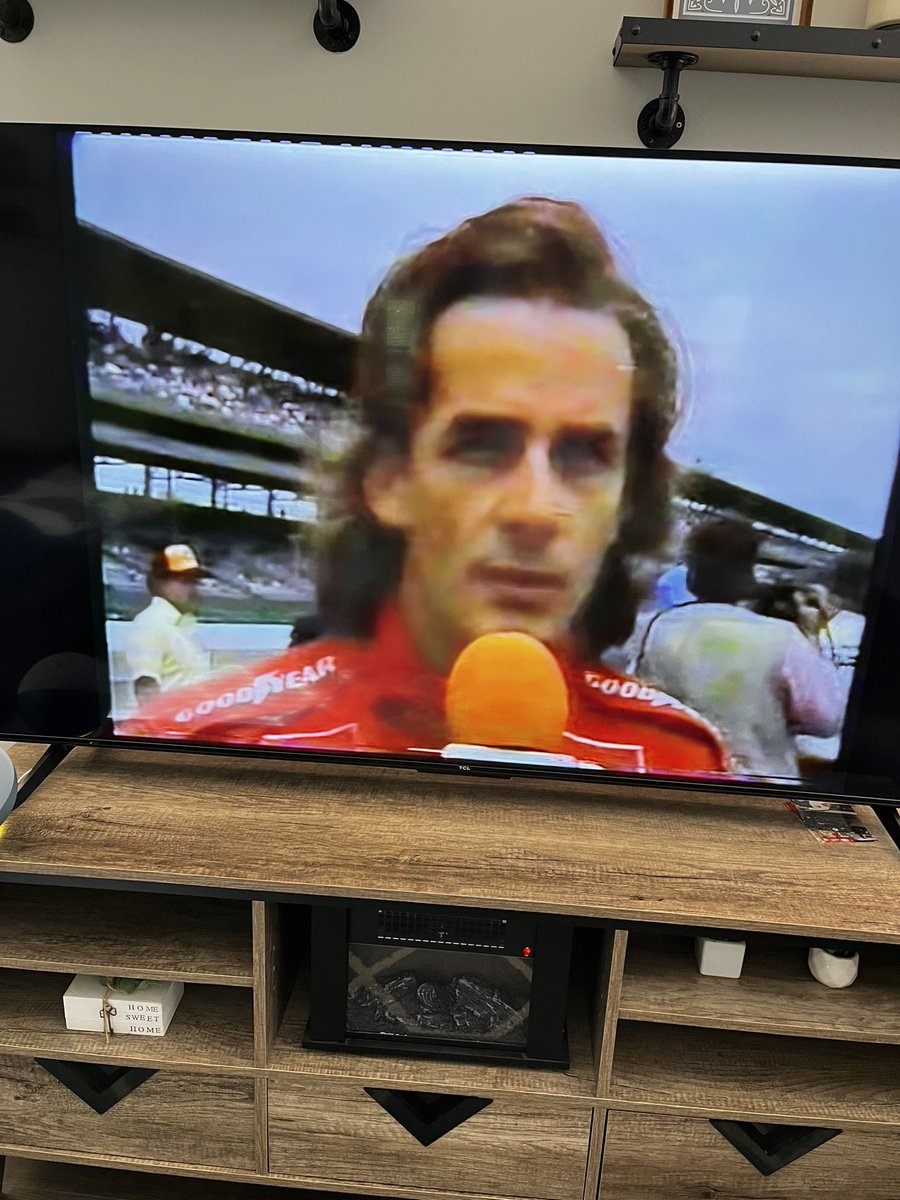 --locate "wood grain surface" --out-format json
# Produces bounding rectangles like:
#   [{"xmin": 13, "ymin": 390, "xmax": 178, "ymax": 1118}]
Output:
[
  {"xmin": 610, "ymin": 1022, "xmax": 900, "ymax": 1130},
  {"xmin": 581, "ymin": 1109, "xmax": 607, "ymax": 1200},
  {"xmin": 594, "ymin": 932, "xmax": 627, "ymax": 1097},
  {"xmin": 0, "ymin": 1156, "xmax": 352, "ymax": 1200},
  {"xmin": 0, "ymin": 970, "xmax": 254, "ymax": 1073},
  {"xmin": 268, "ymin": 970, "xmax": 597, "ymax": 1099},
  {"xmin": 0, "ymin": 883, "xmax": 252, "ymax": 985},
  {"xmin": 599, "ymin": 1110, "xmax": 900, "ymax": 1199},
  {"xmin": 254, "ymin": 1077, "xmax": 268, "ymax": 1174},
  {"xmin": 621, "ymin": 934, "xmax": 900, "ymax": 1044},
  {"xmin": 3, "ymin": 746, "xmax": 899, "ymax": 945},
  {"xmin": 252, "ymin": 901, "xmax": 277, "ymax": 1069},
  {"xmin": 0, "ymin": 1057, "xmax": 256, "ymax": 1170},
  {"xmin": 268, "ymin": 1078, "xmax": 592, "ymax": 1200}
]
